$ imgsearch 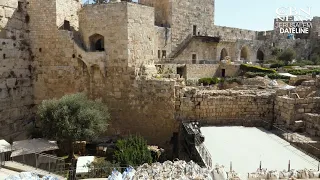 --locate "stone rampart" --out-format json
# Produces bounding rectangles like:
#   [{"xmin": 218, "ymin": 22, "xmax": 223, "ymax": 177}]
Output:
[
  {"xmin": 175, "ymin": 88, "xmax": 275, "ymax": 126},
  {"xmin": 185, "ymin": 64, "xmax": 219, "ymax": 80},
  {"xmin": 0, "ymin": 0, "xmax": 33, "ymax": 140}
]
